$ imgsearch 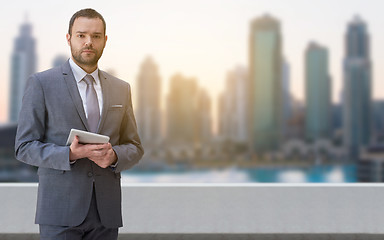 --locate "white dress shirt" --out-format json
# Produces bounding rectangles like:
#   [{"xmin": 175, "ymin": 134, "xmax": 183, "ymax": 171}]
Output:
[{"xmin": 69, "ymin": 58, "xmax": 103, "ymax": 118}]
